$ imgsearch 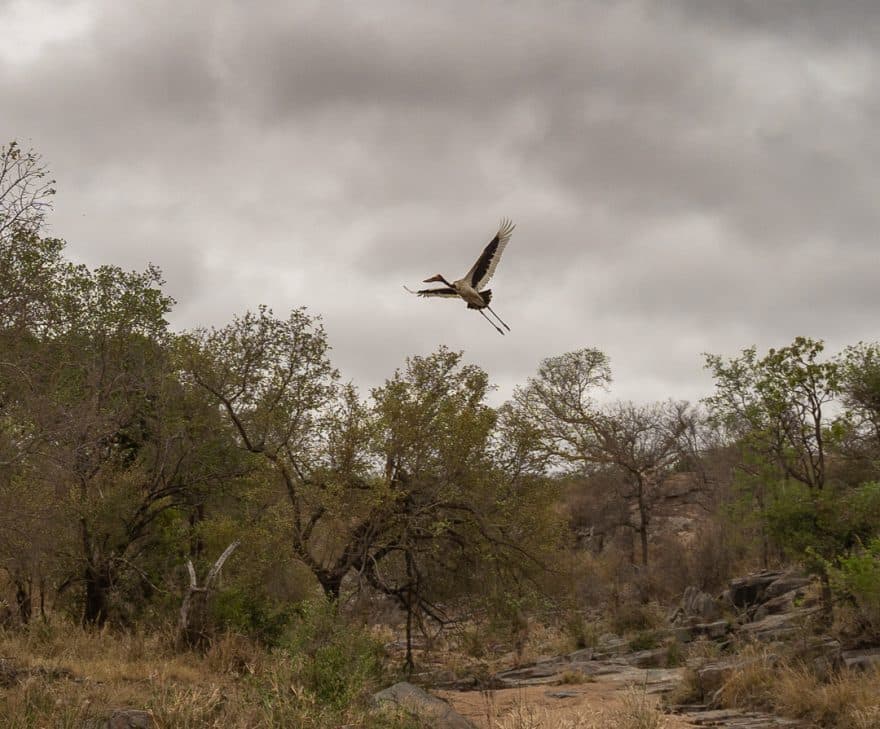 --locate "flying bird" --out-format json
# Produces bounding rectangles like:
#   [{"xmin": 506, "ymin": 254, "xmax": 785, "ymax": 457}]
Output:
[{"xmin": 405, "ymin": 218, "xmax": 515, "ymax": 335}]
